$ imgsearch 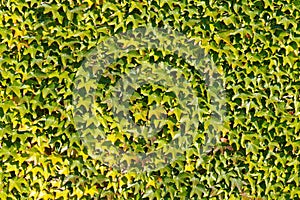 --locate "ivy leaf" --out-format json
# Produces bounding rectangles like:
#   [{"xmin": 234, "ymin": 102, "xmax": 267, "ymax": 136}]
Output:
[{"xmin": 0, "ymin": 101, "xmax": 15, "ymax": 113}]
